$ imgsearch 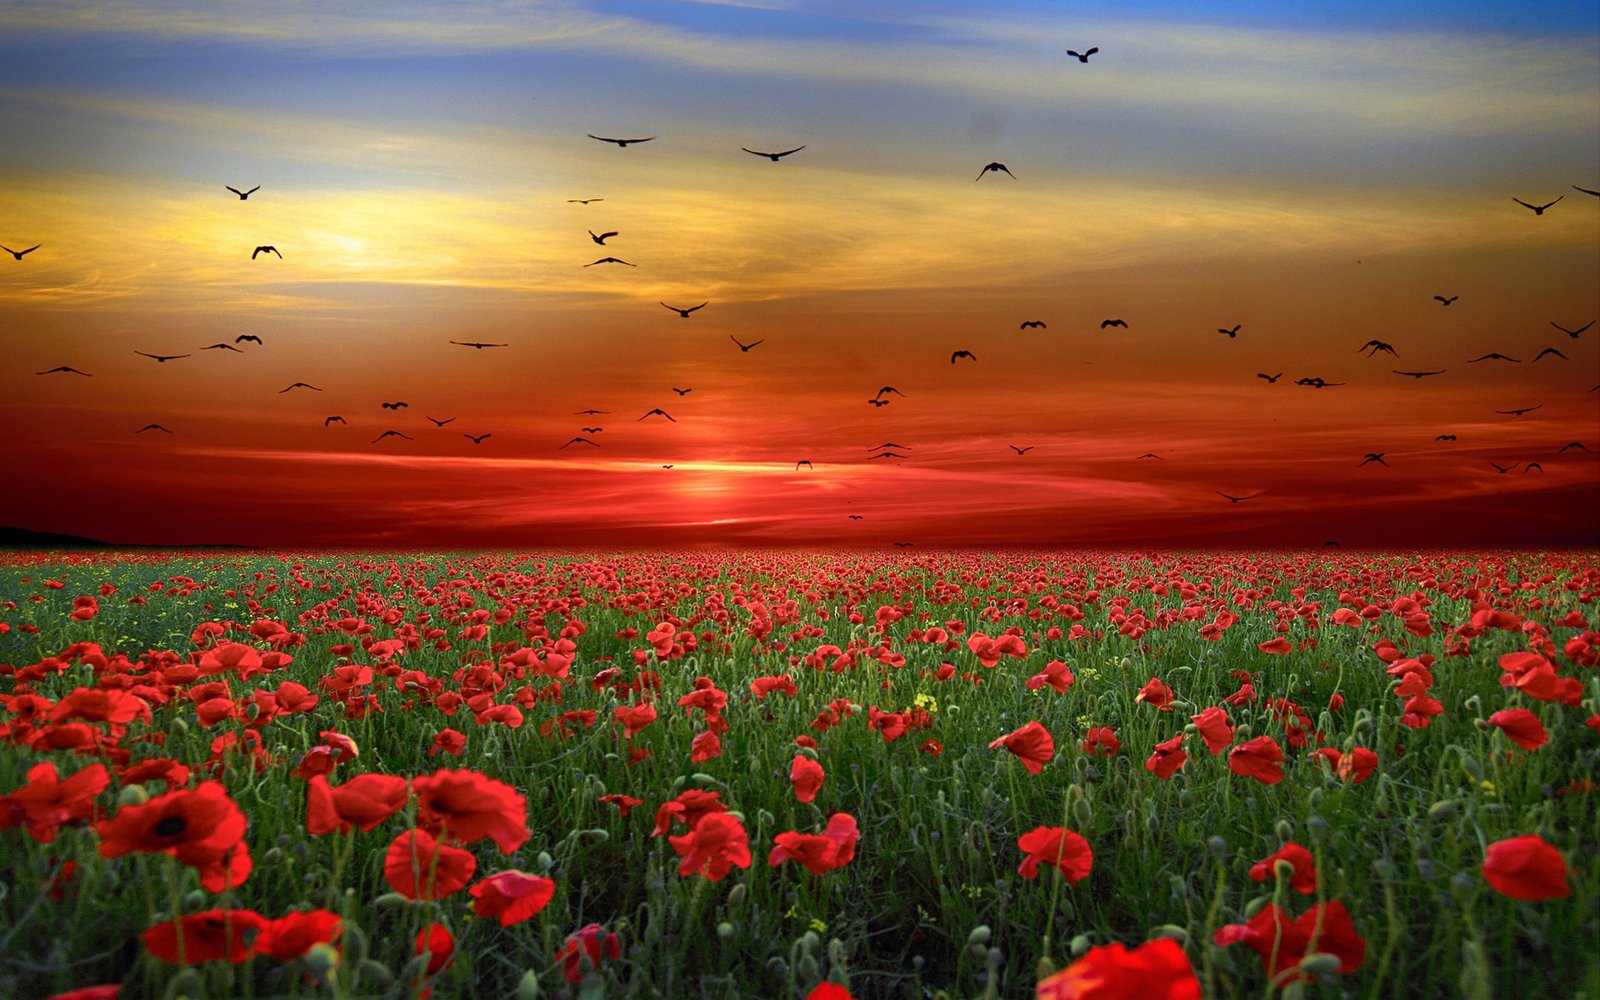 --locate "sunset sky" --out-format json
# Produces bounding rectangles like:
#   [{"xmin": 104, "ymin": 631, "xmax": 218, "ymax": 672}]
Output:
[{"xmin": 1, "ymin": 0, "xmax": 1596, "ymax": 548}]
